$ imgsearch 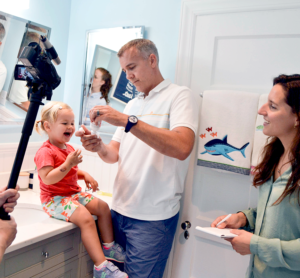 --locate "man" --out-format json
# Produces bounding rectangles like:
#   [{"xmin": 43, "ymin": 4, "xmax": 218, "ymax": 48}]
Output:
[
  {"xmin": 77, "ymin": 39, "xmax": 199, "ymax": 277},
  {"xmin": 0, "ymin": 22, "xmax": 7, "ymax": 93},
  {"xmin": 0, "ymin": 185, "xmax": 20, "ymax": 263}
]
